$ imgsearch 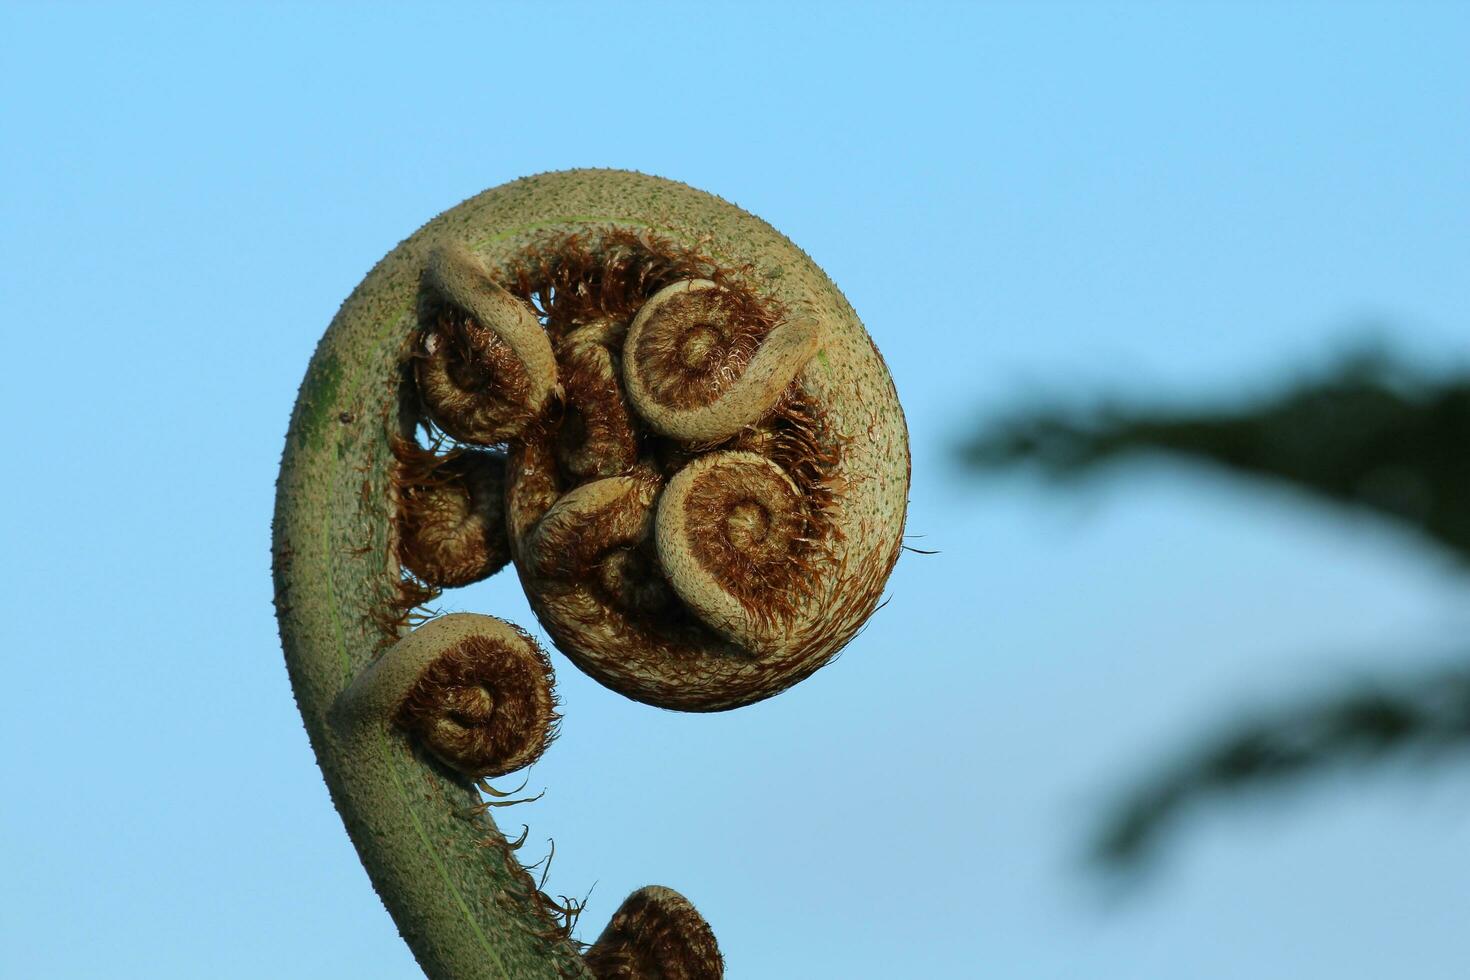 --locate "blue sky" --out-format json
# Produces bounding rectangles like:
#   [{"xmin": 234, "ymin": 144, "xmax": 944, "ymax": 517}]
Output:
[{"xmin": 4, "ymin": 2, "xmax": 1469, "ymax": 977}]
